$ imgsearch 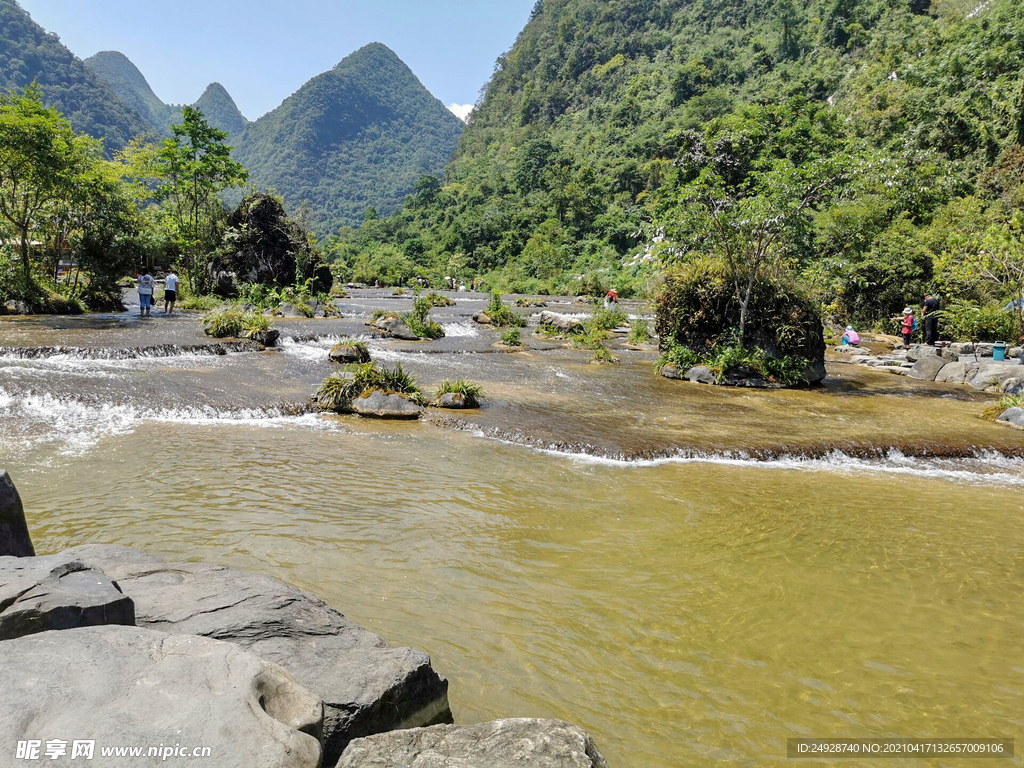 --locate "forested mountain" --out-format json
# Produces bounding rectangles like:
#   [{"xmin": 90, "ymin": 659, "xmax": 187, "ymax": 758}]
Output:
[
  {"xmin": 233, "ymin": 43, "xmax": 464, "ymax": 237},
  {"xmin": 347, "ymin": 0, "xmax": 1024, "ymax": 309},
  {"xmin": 194, "ymin": 82, "xmax": 248, "ymax": 137},
  {"xmin": 83, "ymin": 50, "xmax": 178, "ymax": 131},
  {"xmin": 0, "ymin": 0, "xmax": 150, "ymax": 152}
]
